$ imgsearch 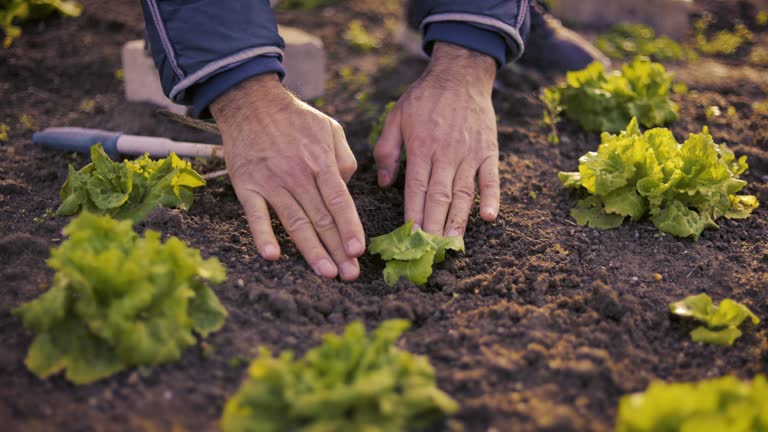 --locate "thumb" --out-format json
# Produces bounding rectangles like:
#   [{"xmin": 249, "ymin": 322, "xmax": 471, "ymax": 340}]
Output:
[{"xmin": 373, "ymin": 105, "xmax": 403, "ymax": 188}]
